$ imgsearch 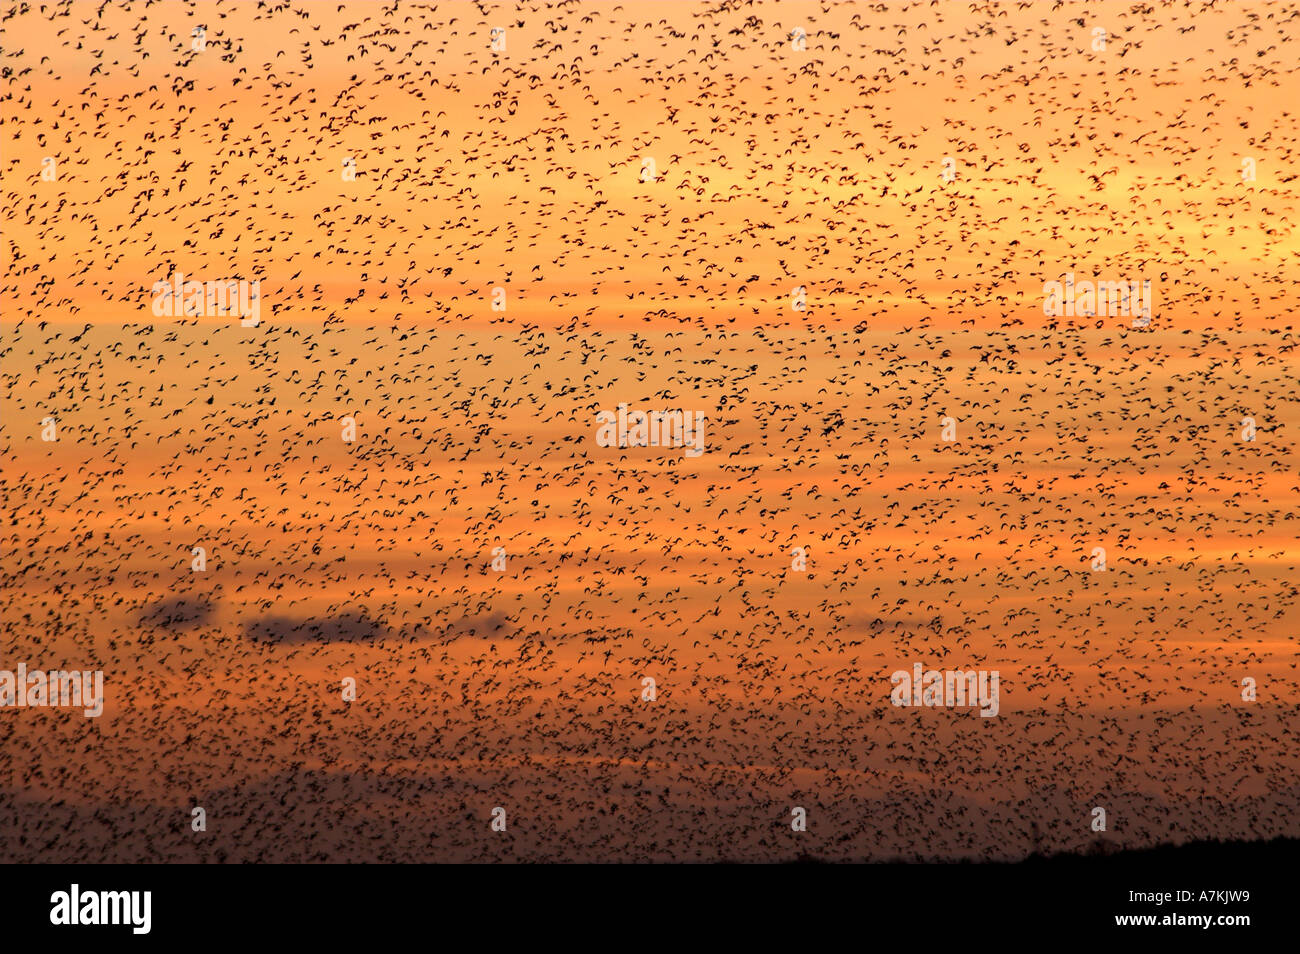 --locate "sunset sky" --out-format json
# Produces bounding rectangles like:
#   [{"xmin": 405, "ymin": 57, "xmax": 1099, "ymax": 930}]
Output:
[{"xmin": 2, "ymin": 0, "xmax": 1297, "ymax": 862}]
